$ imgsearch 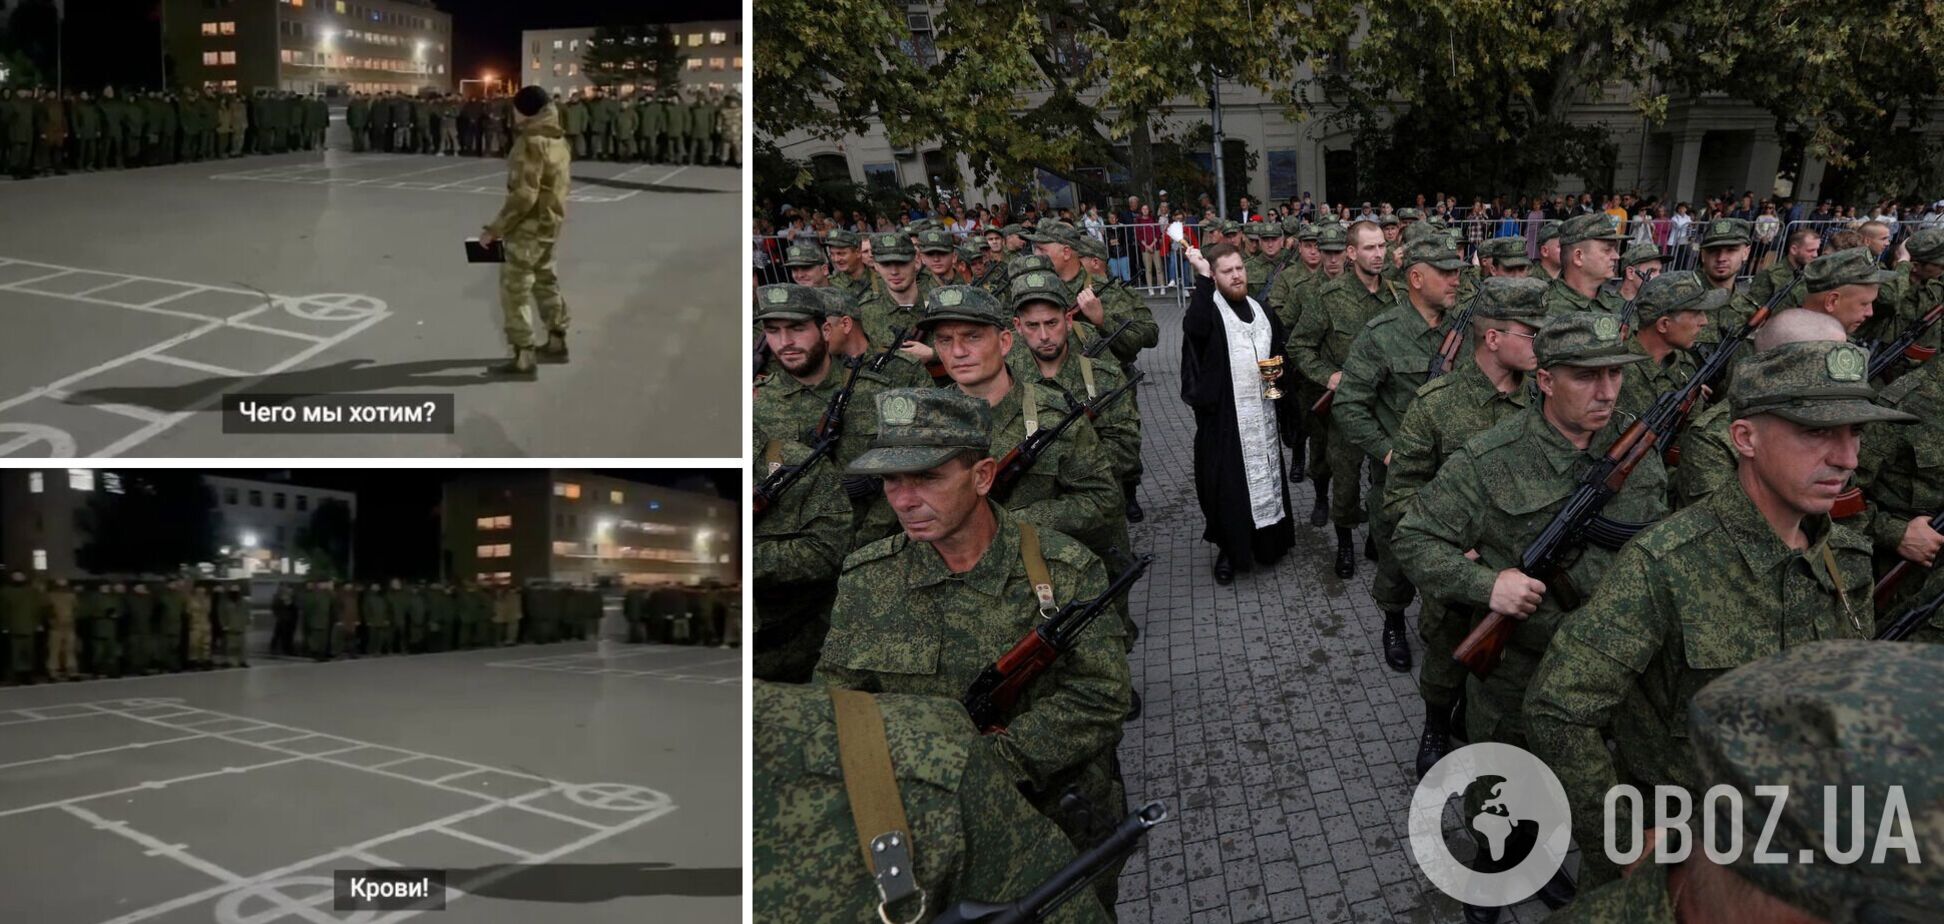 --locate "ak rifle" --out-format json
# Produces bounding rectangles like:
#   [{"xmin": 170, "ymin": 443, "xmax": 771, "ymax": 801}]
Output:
[
  {"xmin": 1876, "ymin": 584, "xmax": 1944, "ymax": 642},
  {"xmin": 1873, "ymin": 507, "xmax": 1942, "ymax": 612},
  {"xmin": 934, "ymin": 802, "xmax": 1170, "ymax": 924},
  {"xmin": 961, "ymin": 554, "xmax": 1152, "ymax": 733},
  {"xmin": 991, "ymin": 374, "xmax": 1142, "ymax": 499},
  {"xmin": 1867, "ymin": 302, "xmax": 1944, "ymax": 380}
]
